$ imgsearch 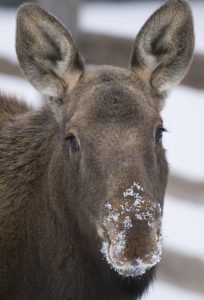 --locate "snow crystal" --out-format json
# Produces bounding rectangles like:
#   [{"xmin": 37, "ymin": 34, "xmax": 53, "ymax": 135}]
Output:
[
  {"xmin": 110, "ymin": 212, "xmax": 120, "ymax": 222},
  {"xmin": 110, "ymin": 217, "xmax": 133, "ymax": 259},
  {"xmin": 105, "ymin": 202, "xmax": 112, "ymax": 210},
  {"xmin": 114, "ymin": 230, "xmax": 127, "ymax": 255},
  {"xmin": 123, "ymin": 182, "xmax": 161, "ymax": 227},
  {"xmin": 123, "ymin": 188, "xmax": 134, "ymax": 197},
  {"xmin": 101, "ymin": 207, "xmax": 134, "ymax": 270},
  {"xmin": 123, "ymin": 216, "xmax": 133, "ymax": 229},
  {"xmin": 123, "ymin": 181, "xmax": 144, "ymax": 198}
]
